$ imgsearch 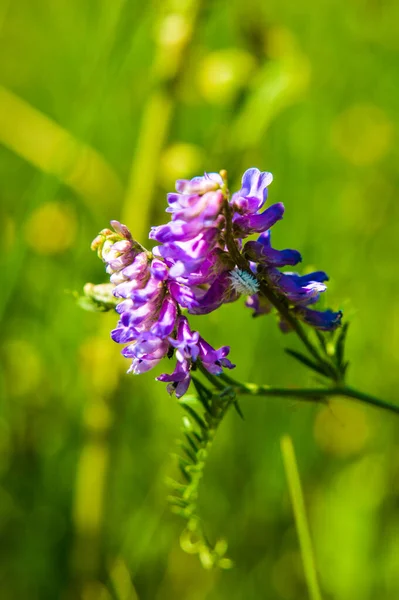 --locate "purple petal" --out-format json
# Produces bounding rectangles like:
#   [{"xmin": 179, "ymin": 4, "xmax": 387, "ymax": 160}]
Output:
[
  {"xmin": 175, "ymin": 173, "xmax": 223, "ymax": 195},
  {"xmin": 111, "ymin": 304, "xmax": 157, "ymax": 343},
  {"xmin": 198, "ymin": 337, "xmax": 235, "ymax": 374},
  {"xmin": 150, "ymin": 259, "xmax": 169, "ymax": 281},
  {"xmin": 168, "ymin": 281, "xmax": 200, "ymax": 310},
  {"xmin": 122, "ymin": 334, "xmax": 169, "ymax": 360},
  {"xmin": 188, "ymin": 272, "xmax": 239, "ymax": 315},
  {"xmin": 269, "ymin": 270, "xmax": 327, "ymax": 305},
  {"xmin": 150, "ymin": 296, "xmax": 177, "ymax": 338},
  {"xmin": 110, "ymin": 220, "xmax": 133, "ymax": 240},
  {"xmin": 131, "ymin": 276, "xmax": 164, "ymax": 306},
  {"xmin": 231, "ymin": 168, "xmax": 273, "ymax": 213},
  {"xmin": 295, "ymin": 308, "xmax": 343, "ymax": 331},
  {"xmin": 244, "ymin": 239, "xmax": 301, "ymax": 267},
  {"xmin": 170, "ymin": 191, "xmax": 224, "ymax": 224},
  {"xmin": 246, "ymin": 202, "xmax": 285, "ymax": 233},
  {"xmin": 160, "ymin": 230, "xmax": 220, "ymax": 278},
  {"xmin": 157, "ymin": 359, "xmax": 191, "ymax": 398},
  {"xmin": 128, "ymin": 355, "xmax": 165, "ymax": 374},
  {"xmin": 111, "ymin": 251, "xmax": 150, "ymax": 286},
  {"xmin": 149, "ymin": 219, "xmax": 204, "ymax": 243},
  {"xmin": 168, "ymin": 316, "xmax": 200, "ymax": 362},
  {"xmin": 295, "ymin": 271, "xmax": 329, "ymax": 284}
]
